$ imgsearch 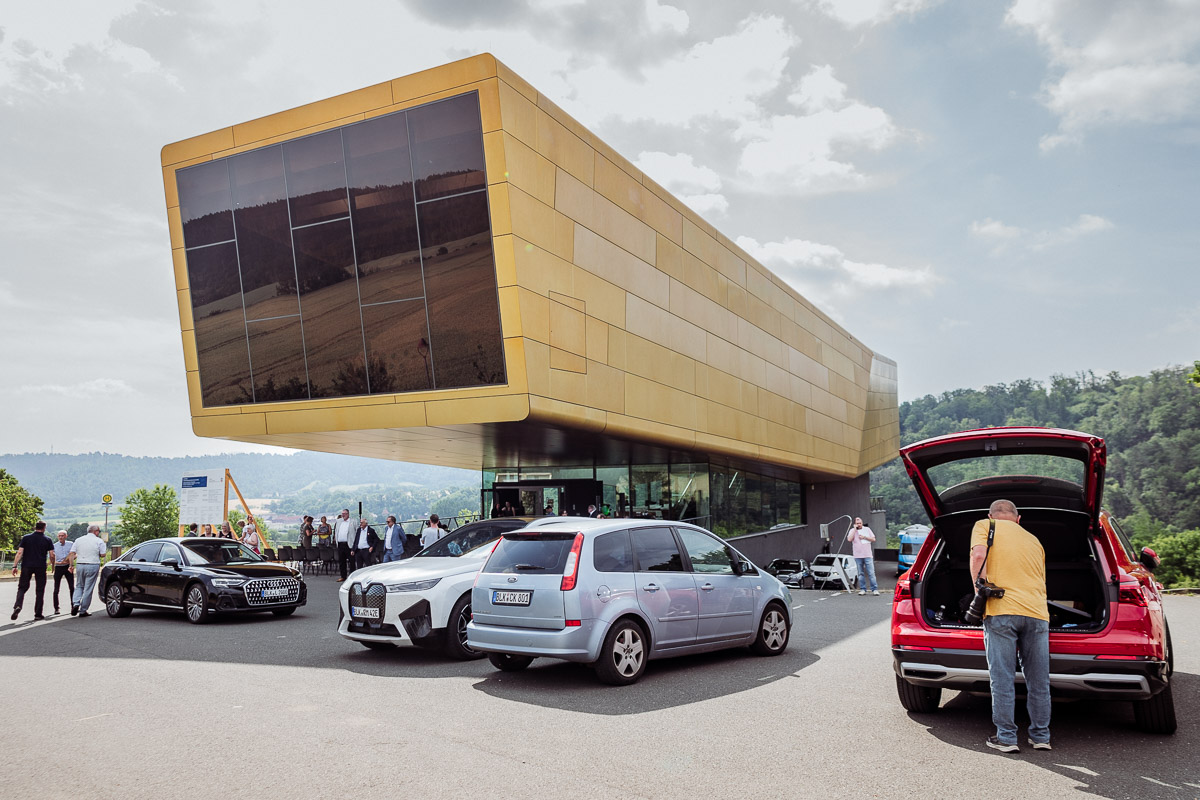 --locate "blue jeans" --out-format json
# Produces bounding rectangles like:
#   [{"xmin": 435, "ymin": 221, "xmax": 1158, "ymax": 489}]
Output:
[
  {"xmin": 72, "ymin": 564, "xmax": 100, "ymax": 612},
  {"xmin": 983, "ymin": 615, "xmax": 1051, "ymax": 744},
  {"xmin": 383, "ymin": 547, "xmax": 404, "ymax": 563},
  {"xmin": 854, "ymin": 557, "xmax": 877, "ymax": 592}
]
